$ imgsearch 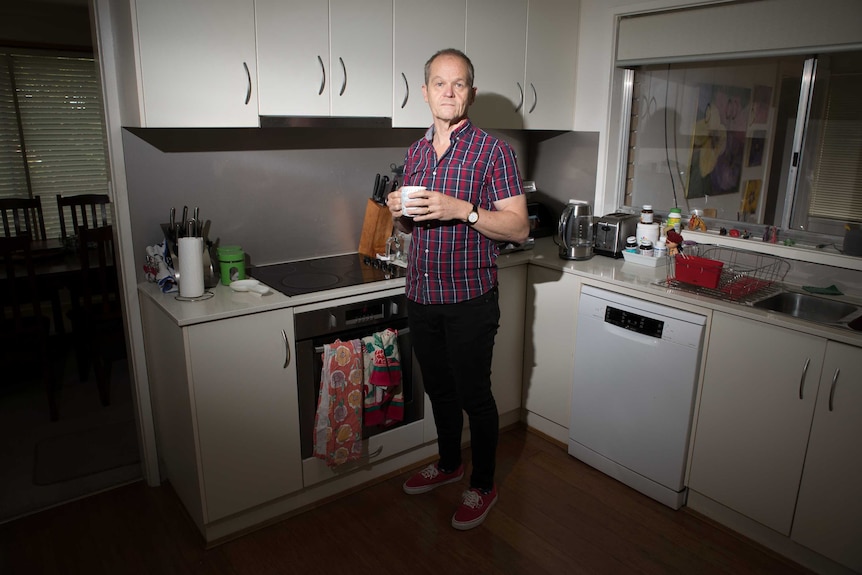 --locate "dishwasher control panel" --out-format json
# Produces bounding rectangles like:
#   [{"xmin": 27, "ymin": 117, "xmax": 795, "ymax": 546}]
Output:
[{"xmin": 605, "ymin": 306, "xmax": 664, "ymax": 338}]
